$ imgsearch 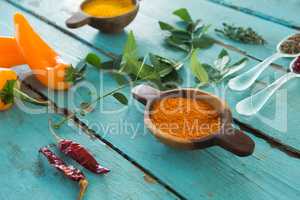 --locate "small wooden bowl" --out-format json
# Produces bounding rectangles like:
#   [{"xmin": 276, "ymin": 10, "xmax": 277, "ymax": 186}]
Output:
[
  {"xmin": 132, "ymin": 84, "xmax": 255, "ymax": 157},
  {"xmin": 66, "ymin": 0, "xmax": 139, "ymax": 33}
]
